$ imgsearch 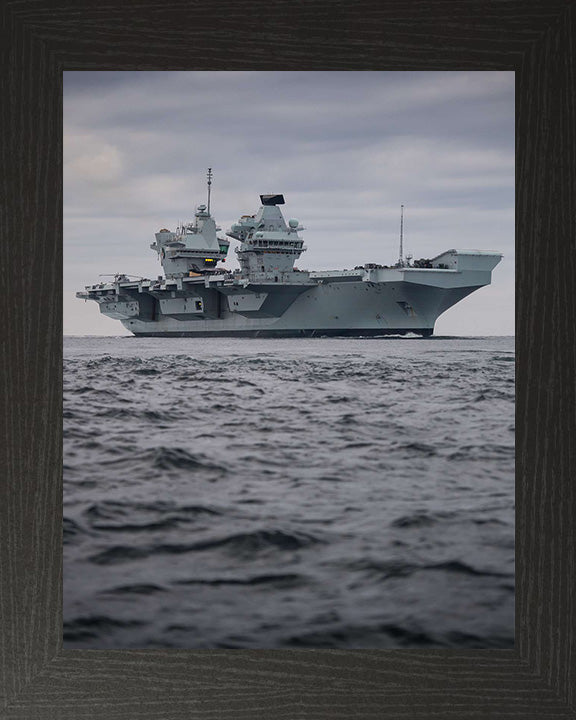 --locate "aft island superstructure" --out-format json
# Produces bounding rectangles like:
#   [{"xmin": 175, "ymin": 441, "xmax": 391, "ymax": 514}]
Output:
[{"xmin": 77, "ymin": 173, "xmax": 502, "ymax": 337}]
